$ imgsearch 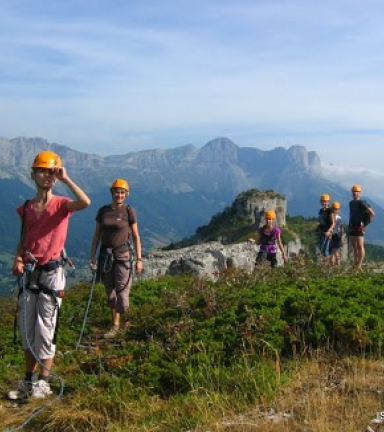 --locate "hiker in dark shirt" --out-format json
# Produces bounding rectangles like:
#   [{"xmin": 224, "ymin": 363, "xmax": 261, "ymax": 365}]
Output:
[
  {"xmin": 317, "ymin": 194, "xmax": 335, "ymax": 262},
  {"xmin": 349, "ymin": 184, "xmax": 375, "ymax": 269},
  {"xmin": 90, "ymin": 179, "xmax": 143, "ymax": 338}
]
